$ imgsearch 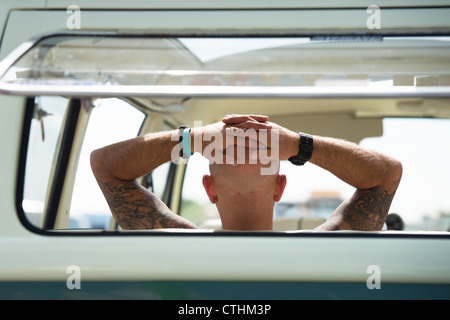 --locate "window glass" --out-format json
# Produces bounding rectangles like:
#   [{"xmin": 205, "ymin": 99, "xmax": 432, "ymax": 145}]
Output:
[
  {"xmin": 68, "ymin": 98, "xmax": 145, "ymax": 229},
  {"xmin": 2, "ymin": 34, "xmax": 449, "ymax": 98},
  {"xmin": 22, "ymin": 96, "xmax": 68, "ymax": 228}
]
